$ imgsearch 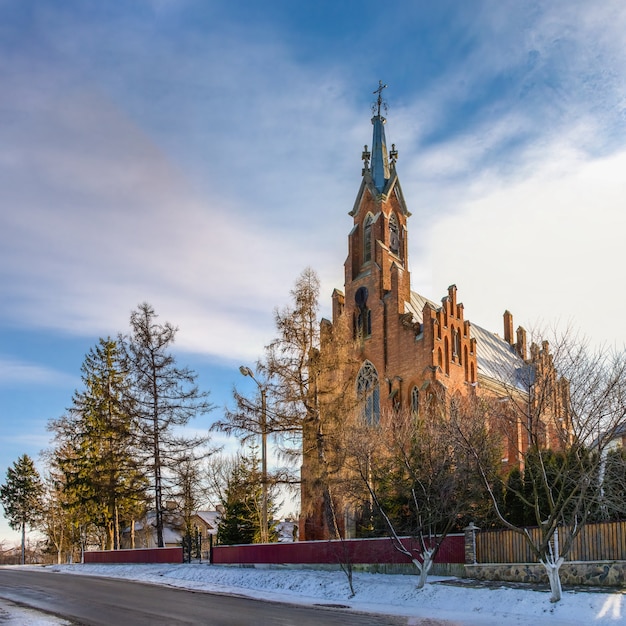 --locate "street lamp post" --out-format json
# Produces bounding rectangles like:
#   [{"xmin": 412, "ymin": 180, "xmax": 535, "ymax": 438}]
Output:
[{"xmin": 239, "ymin": 365, "xmax": 268, "ymax": 543}]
